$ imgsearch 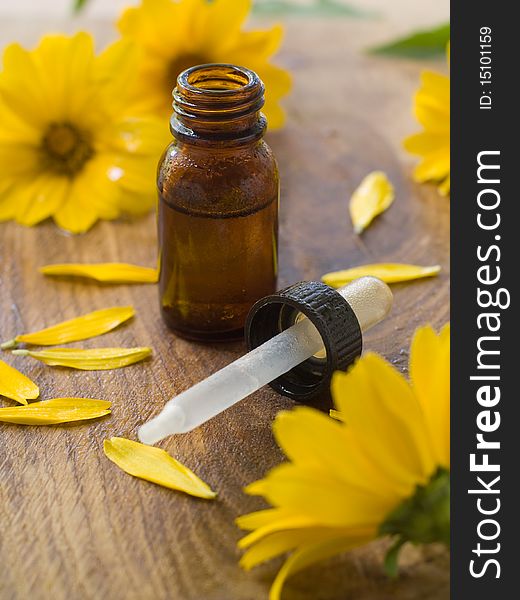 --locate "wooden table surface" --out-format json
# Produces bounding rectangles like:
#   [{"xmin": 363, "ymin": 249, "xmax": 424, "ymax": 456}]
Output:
[{"xmin": 0, "ymin": 6, "xmax": 449, "ymax": 600}]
